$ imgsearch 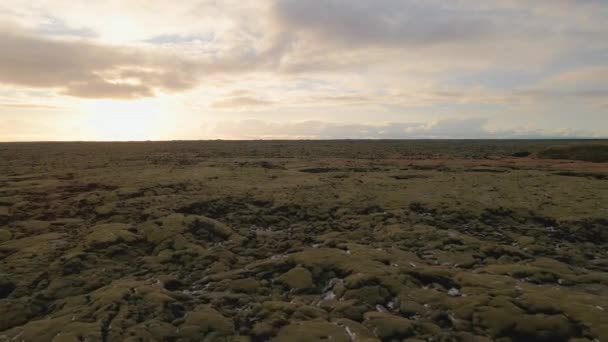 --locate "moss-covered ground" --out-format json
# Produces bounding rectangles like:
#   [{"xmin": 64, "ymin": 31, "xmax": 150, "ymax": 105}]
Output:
[{"xmin": 0, "ymin": 140, "xmax": 607, "ymax": 341}]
